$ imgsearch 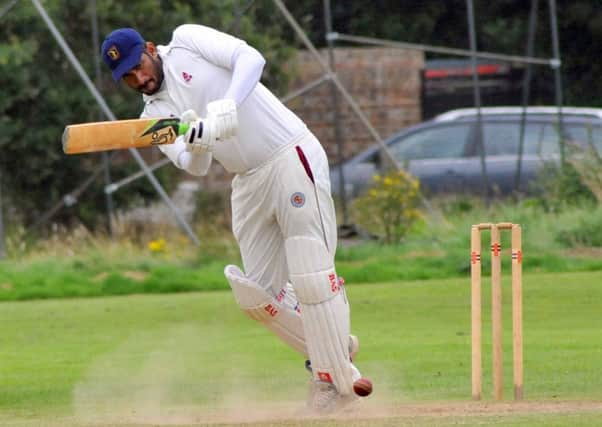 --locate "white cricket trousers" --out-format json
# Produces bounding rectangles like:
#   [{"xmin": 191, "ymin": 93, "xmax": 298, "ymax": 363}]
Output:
[{"xmin": 231, "ymin": 132, "xmax": 337, "ymax": 296}]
